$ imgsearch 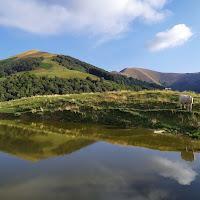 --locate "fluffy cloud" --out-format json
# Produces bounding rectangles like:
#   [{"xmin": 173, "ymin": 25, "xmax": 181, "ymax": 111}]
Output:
[
  {"xmin": 150, "ymin": 157, "xmax": 197, "ymax": 185},
  {"xmin": 0, "ymin": 0, "xmax": 170, "ymax": 40},
  {"xmin": 147, "ymin": 24, "xmax": 193, "ymax": 51}
]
